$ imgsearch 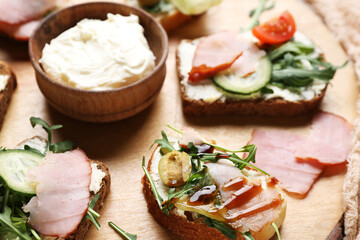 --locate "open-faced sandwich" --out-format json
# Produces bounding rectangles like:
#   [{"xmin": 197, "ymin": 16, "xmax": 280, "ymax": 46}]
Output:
[
  {"xmin": 142, "ymin": 127, "xmax": 286, "ymax": 240},
  {"xmin": 125, "ymin": 0, "xmax": 222, "ymax": 32},
  {"xmin": 0, "ymin": 117, "xmax": 110, "ymax": 239},
  {"xmin": 176, "ymin": 0, "xmax": 347, "ymax": 116},
  {"xmin": 0, "ymin": 61, "xmax": 16, "ymax": 127}
]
